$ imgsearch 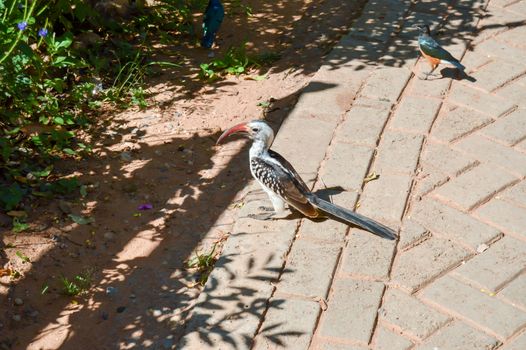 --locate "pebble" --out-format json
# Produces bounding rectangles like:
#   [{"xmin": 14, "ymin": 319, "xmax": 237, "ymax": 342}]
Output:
[
  {"xmin": 12, "ymin": 314, "xmax": 21, "ymax": 322},
  {"xmin": 120, "ymin": 152, "xmax": 133, "ymax": 162},
  {"xmin": 14, "ymin": 298, "xmax": 23, "ymax": 306},
  {"xmin": 162, "ymin": 336, "xmax": 174, "ymax": 349},
  {"xmin": 151, "ymin": 309, "xmax": 162, "ymax": 317},
  {"xmin": 129, "ymin": 293, "xmax": 136, "ymax": 299},
  {"xmin": 103, "ymin": 232, "xmax": 115, "ymax": 241},
  {"xmin": 106, "ymin": 286, "xmax": 118, "ymax": 296},
  {"xmin": 101, "ymin": 311, "xmax": 109, "ymax": 320},
  {"xmin": 116, "ymin": 306, "xmax": 126, "ymax": 313},
  {"xmin": 29, "ymin": 310, "xmax": 39, "ymax": 318}
]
